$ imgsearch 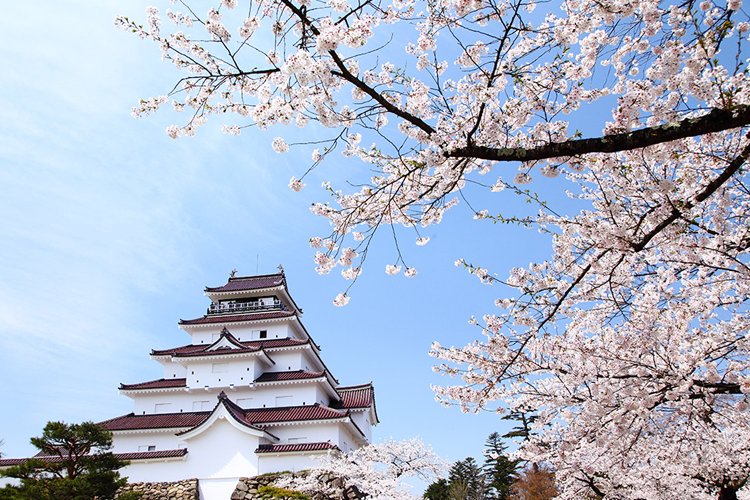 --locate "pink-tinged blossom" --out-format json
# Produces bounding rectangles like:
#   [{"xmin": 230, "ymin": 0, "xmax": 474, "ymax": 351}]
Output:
[
  {"xmin": 314, "ymin": 252, "xmax": 335, "ymax": 274},
  {"xmin": 238, "ymin": 17, "xmax": 260, "ymax": 38},
  {"xmin": 332, "ymin": 292, "xmax": 350, "ymax": 306},
  {"xmin": 338, "ymin": 247, "xmax": 358, "ymax": 266},
  {"xmin": 385, "ymin": 264, "xmax": 401, "ymax": 275},
  {"xmin": 271, "ymin": 137, "xmax": 289, "ymax": 153},
  {"xmin": 277, "ymin": 438, "xmax": 446, "ymax": 499},
  {"xmin": 288, "ymin": 177, "xmax": 305, "ymax": 192},
  {"xmin": 221, "ymin": 125, "xmax": 241, "ymax": 135},
  {"xmin": 341, "ymin": 267, "xmax": 361, "ymax": 280},
  {"xmin": 513, "ymin": 173, "xmax": 532, "ymax": 185},
  {"xmin": 404, "ymin": 267, "xmax": 418, "ymax": 277},
  {"xmin": 166, "ymin": 125, "xmax": 180, "ymax": 139},
  {"xmin": 416, "ymin": 237, "xmax": 430, "ymax": 246}
]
